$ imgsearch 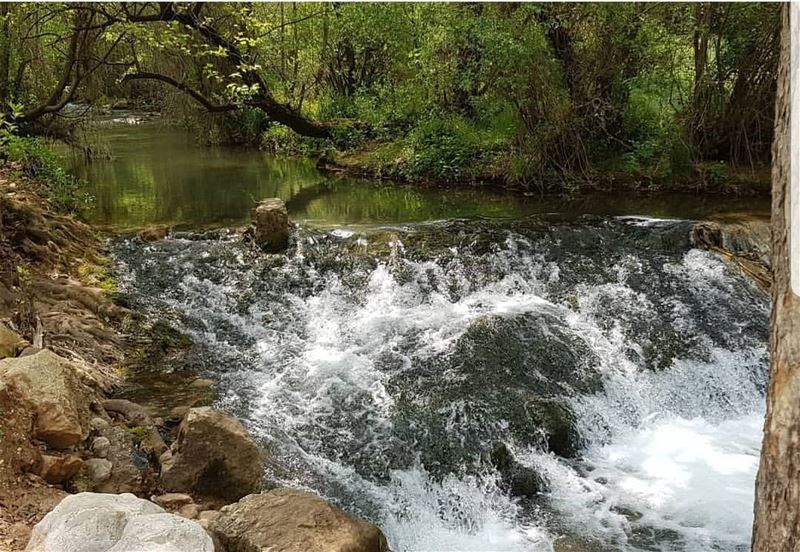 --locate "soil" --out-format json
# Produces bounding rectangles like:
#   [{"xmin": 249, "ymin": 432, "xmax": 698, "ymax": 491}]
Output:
[{"xmin": 0, "ymin": 165, "xmax": 130, "ymax": 550}]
